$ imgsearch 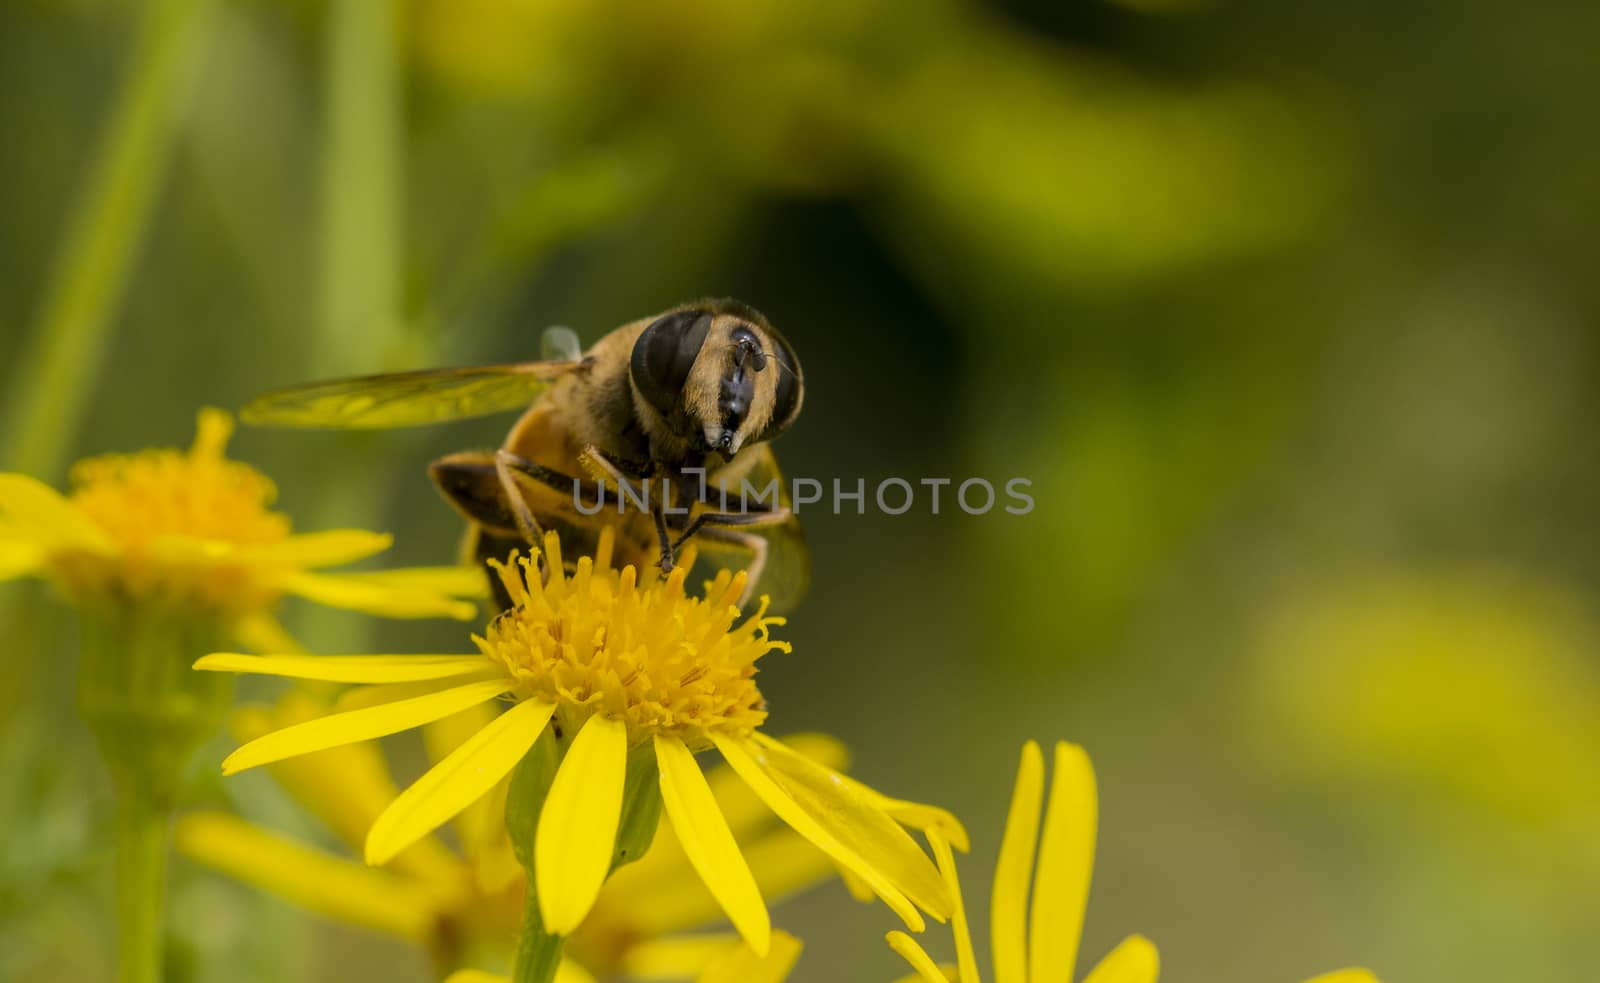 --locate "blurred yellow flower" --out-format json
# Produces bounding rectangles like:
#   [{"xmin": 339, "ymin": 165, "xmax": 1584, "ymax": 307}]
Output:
[
  {"xmin": 441, "ymin": 930, "xmax": 802, "ymax": 983},
  {"xmin": 0, "ymin": 408, "xmax": 483, "ymax": 983},
  {"xmin": 178, "ymin": 691, "xmax": 841, "ymax": 979},
  {"xmin": 196, "ymin": 528, "xmax": 959, "ymax": 959},
  {"xmin": 1251, "ymin": 571, "xmax": 1600, "ymax": 835},
  {"xmin": 888, "ymin": 742, "xmax": 1379, "ymax": 983},
  {"xmin": 0, "ymin": 407, "xmax": 478, "ymax": 638}
]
